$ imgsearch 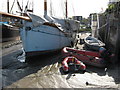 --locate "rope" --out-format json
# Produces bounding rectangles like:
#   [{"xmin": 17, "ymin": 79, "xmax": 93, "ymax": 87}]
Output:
[
  {"xmin": 9, "ymin": 0, "xmax": 16, "ymax": 13},
  {"xmin": 60, "ymin": 0, "xmax": 65, "ymax": 18},
  {"xmin": 71, "ymin": 1, "xmax": 75, "ymax": 16}
]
